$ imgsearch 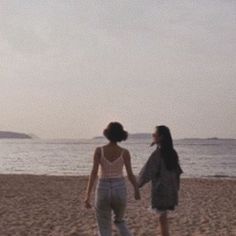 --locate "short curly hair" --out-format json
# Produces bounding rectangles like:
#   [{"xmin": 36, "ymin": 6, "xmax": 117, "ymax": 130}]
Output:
[{"xmin": 103, "ymin": 122, "xmax": 128, "ymax": 142}]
